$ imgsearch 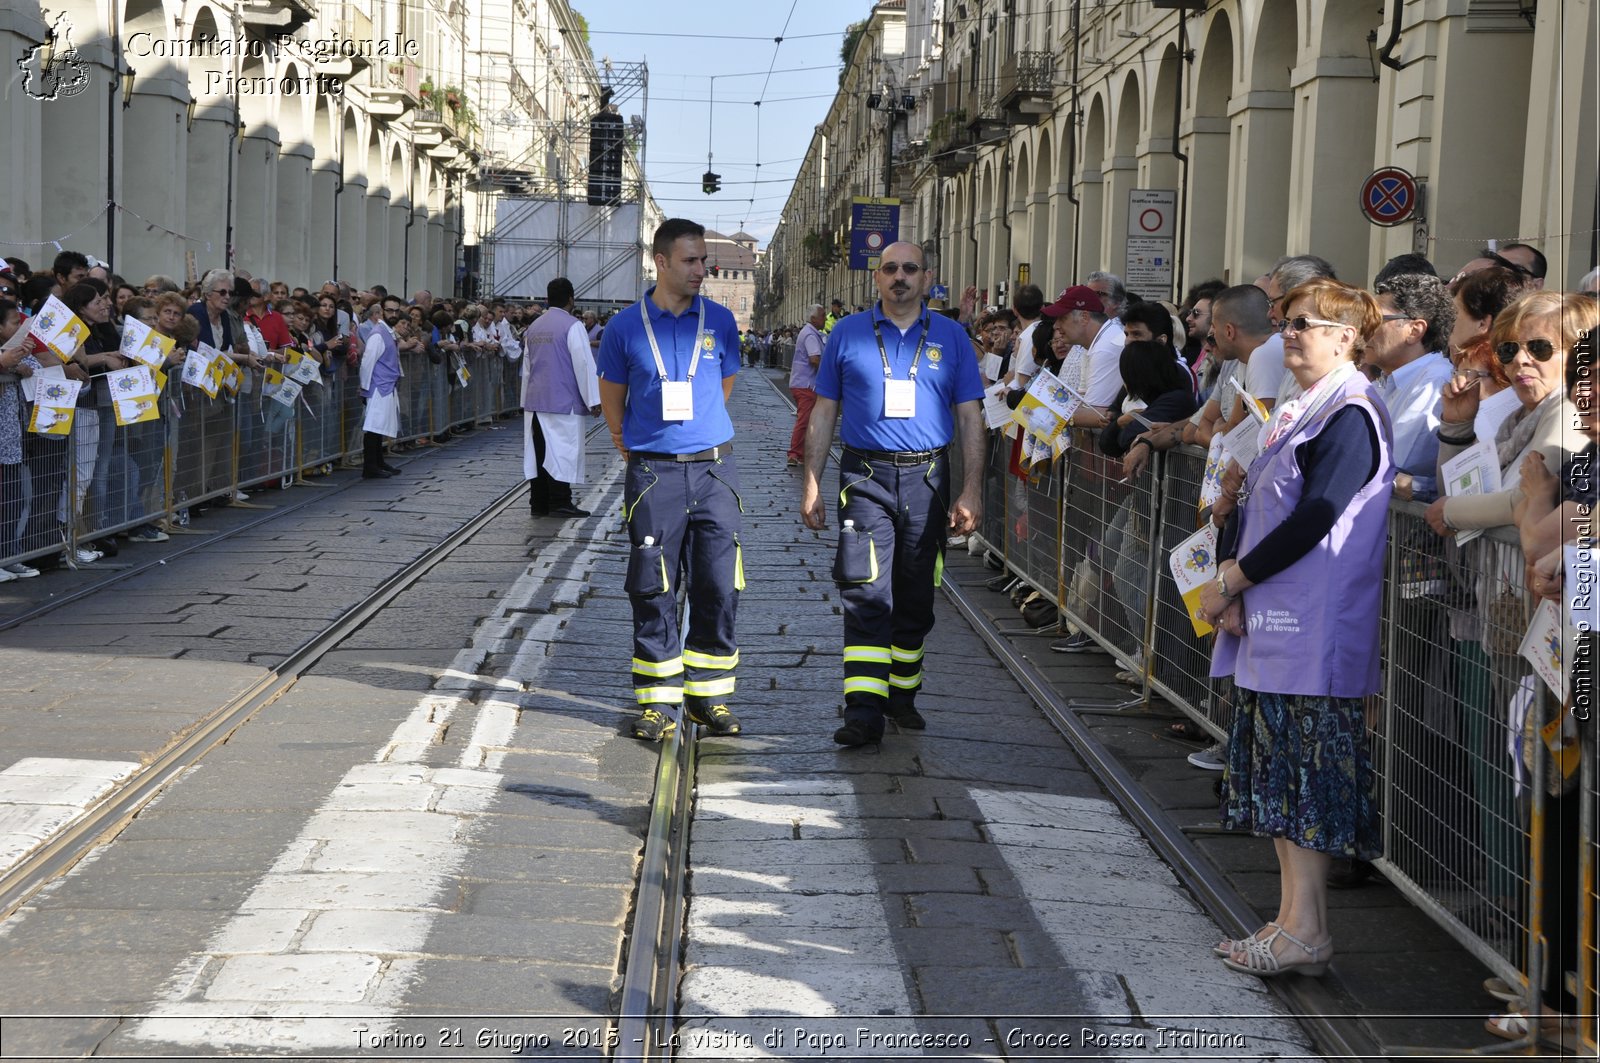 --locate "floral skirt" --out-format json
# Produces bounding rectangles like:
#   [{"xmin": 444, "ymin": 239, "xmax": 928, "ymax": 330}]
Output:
[{"xmin": 1221, "ymin": 688, "xmax": 1381, "ymax": 860}]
